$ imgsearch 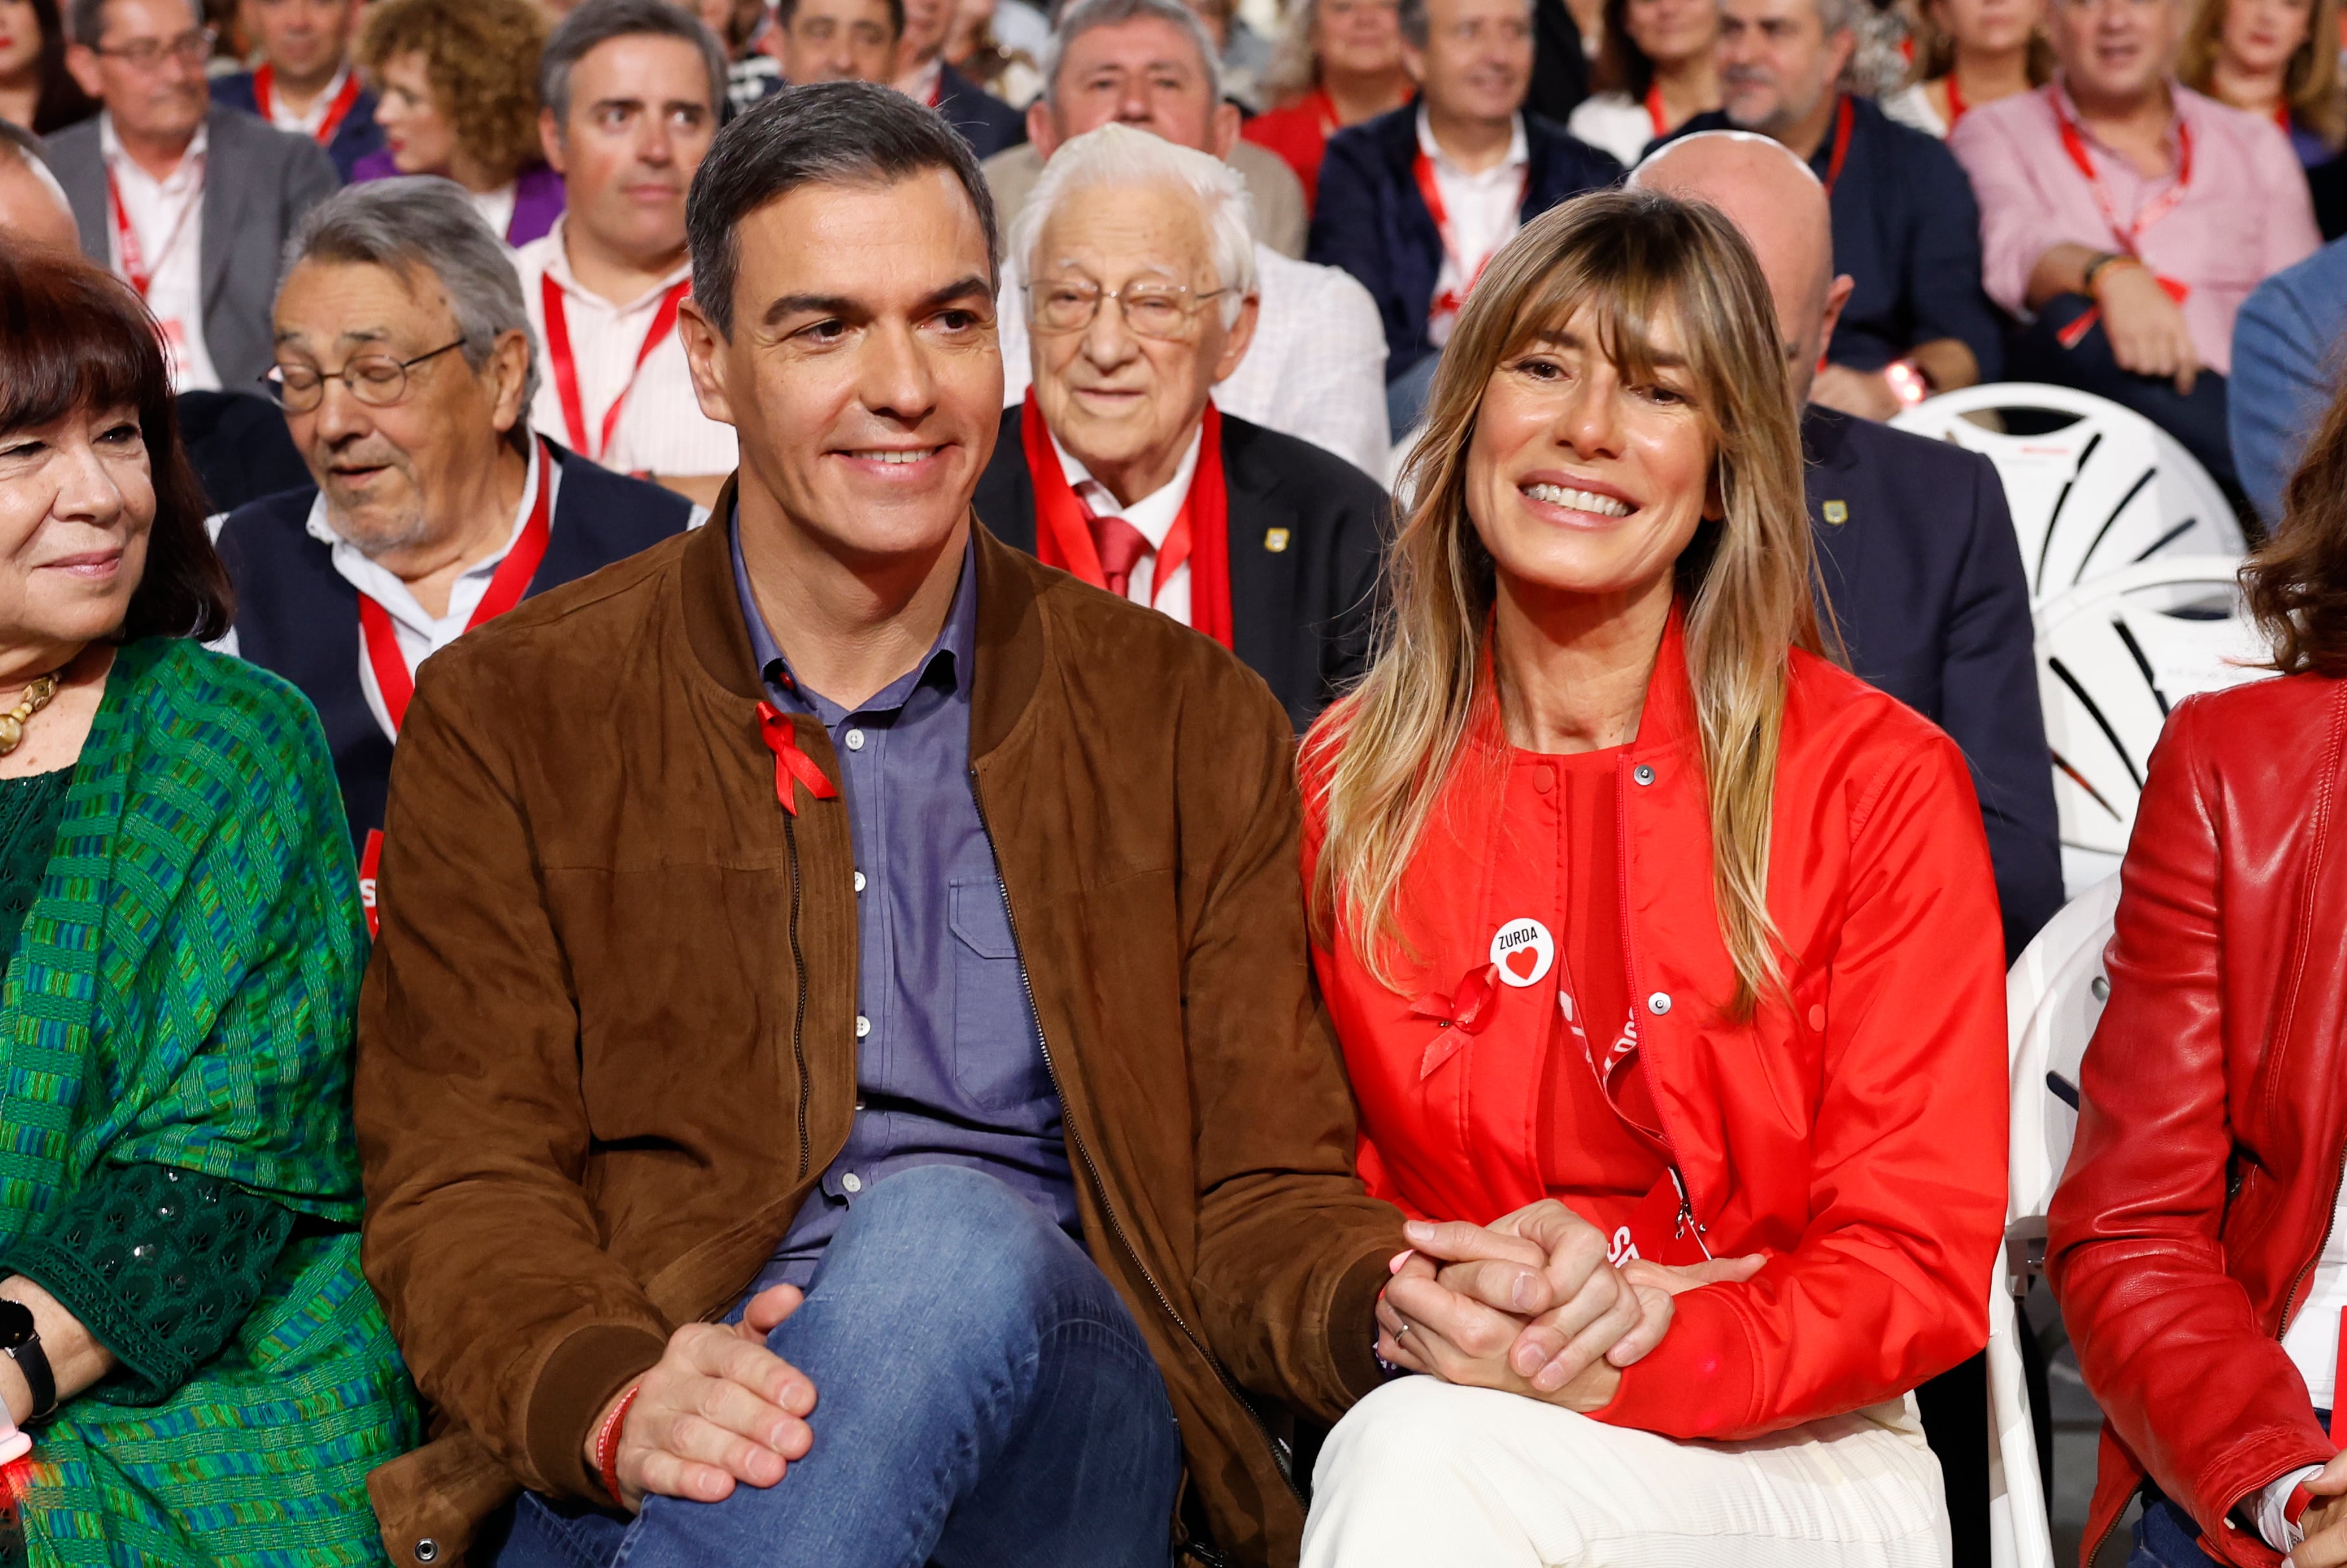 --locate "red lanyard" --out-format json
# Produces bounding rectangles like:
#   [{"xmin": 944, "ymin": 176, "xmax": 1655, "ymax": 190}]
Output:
[
  {"xmin": 1644, "ymin": 82, "xmax": 1668, "ymax": 139},
  {"xmin": 104, "ymin": 160, "xmax": 199, "ymax": 299},
  {"xmin": 1945, "ymin": 71, "xmax": 1966, "ymax": 129},
  {"xmin": 924, "ymin": 66, "xmax": 944, "ymax": 107},
  {"xmin": 357, "ymin": 437, "xmax": 556, "ymax": 734},
  {"xmin": 1818, "ymin": 93, "xmax": 1855, "ymax": 195},
  {"xmin": 253, "ymin": 64, "xmax": 361, "ymax": 146},
  {"xmin": 1414, "ymin": 145, "xmax": 1530, "ymax": 321},
  {"xmin": 541, "ymin": 271, "xmax": 690, "ymax": 464},
  {"xmin": 2052, "ymin": 90, "xmax": 2194, "ymax": 256},
  {"xmin": 2278, "ymin": 103, "xmax": 2294, "ymax": 134}
]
